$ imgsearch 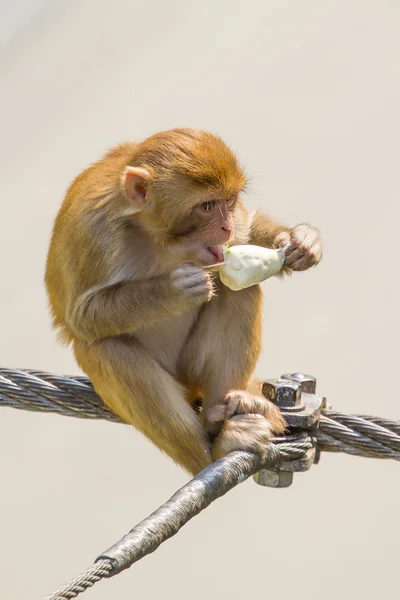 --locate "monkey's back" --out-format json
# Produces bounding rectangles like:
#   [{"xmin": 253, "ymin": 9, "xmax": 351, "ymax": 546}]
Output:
[{"xmin": 45, "ymin": 142, "xmax": 139, "ymax": 343}]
